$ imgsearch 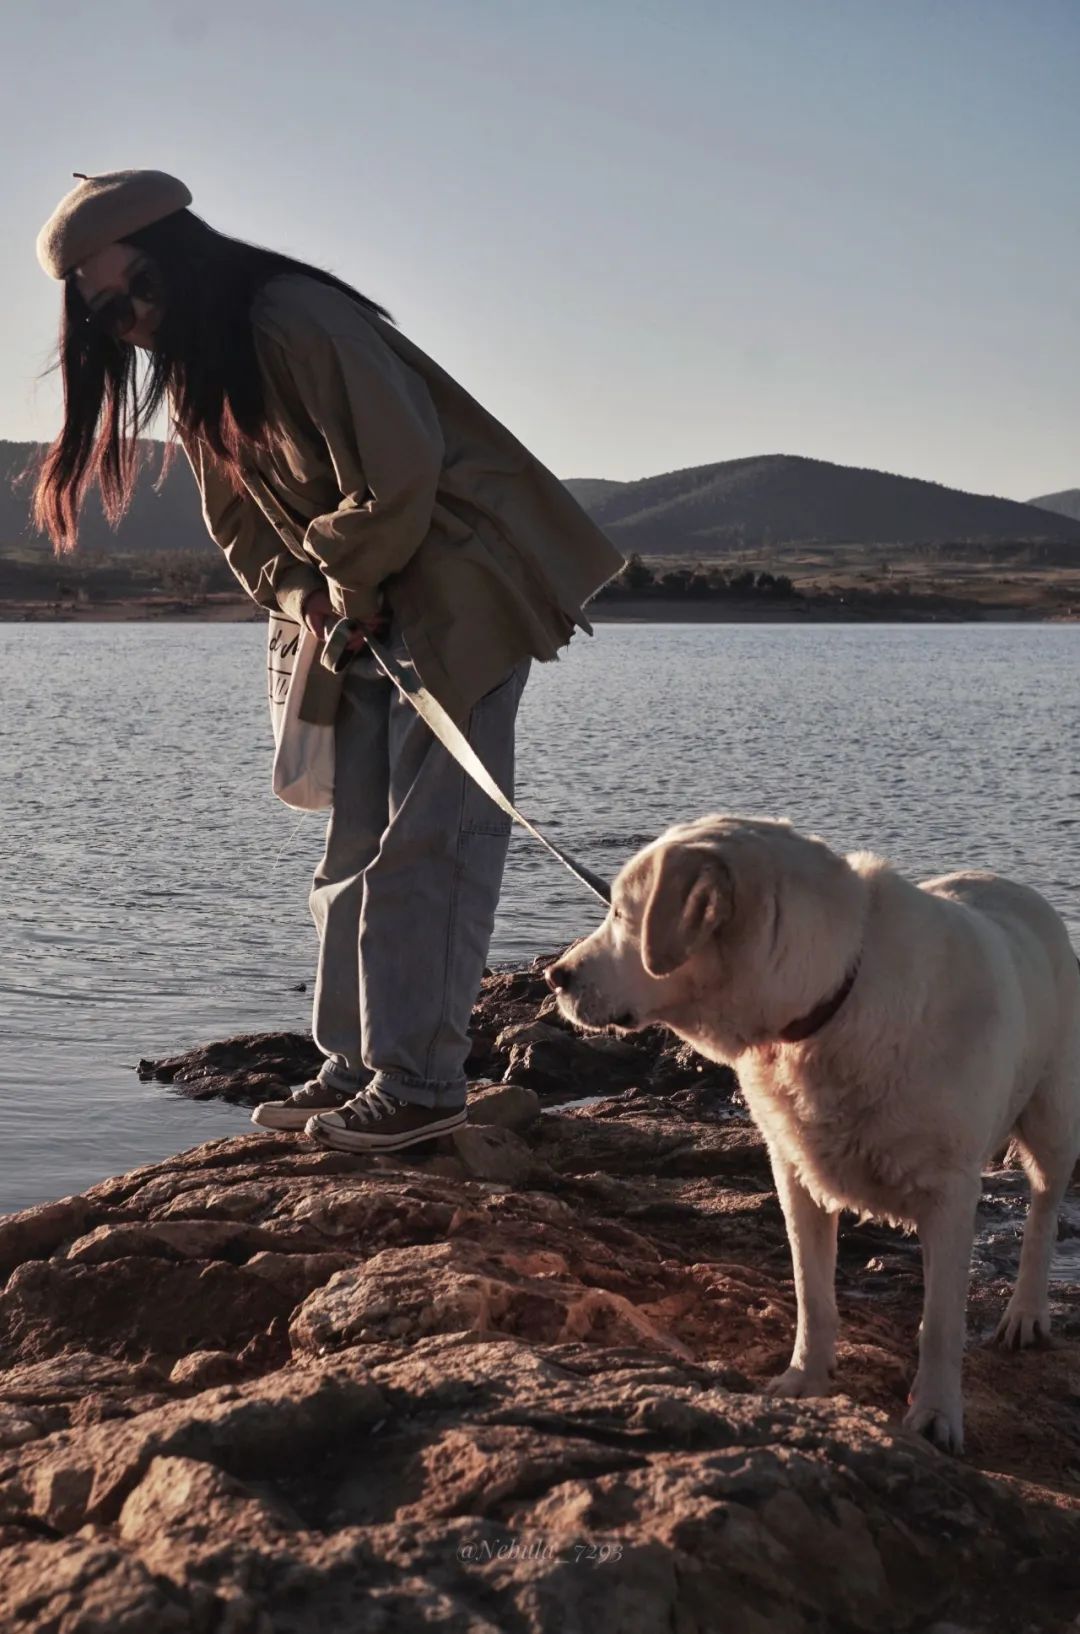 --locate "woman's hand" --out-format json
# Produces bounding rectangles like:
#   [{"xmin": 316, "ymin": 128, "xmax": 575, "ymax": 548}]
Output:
[
  {"xmin": 301, "ymin": 589, "xmax": 335, "ymax": 642},
  {"xmin": 301, "ymin": 588, "xmax": 389, "ymax": 652}
]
